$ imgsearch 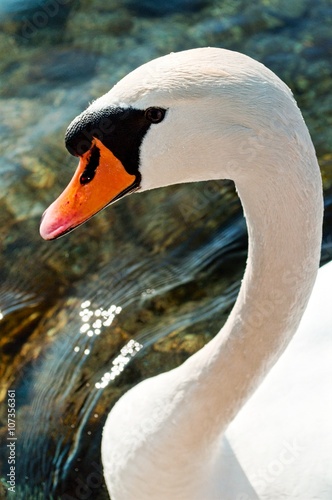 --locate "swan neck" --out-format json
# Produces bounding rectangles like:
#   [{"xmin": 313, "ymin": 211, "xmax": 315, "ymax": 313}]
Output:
[
  {"xmin": 209, "ymin": 156, "xmax": 322, "ymax": 426},
  {"xmin": 231, "ymin": 172, "xmax": 322, "ymax": 343},
  {"xmin": 179, "ymin": 149, "xmax": 323, "ymax": 444}
]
